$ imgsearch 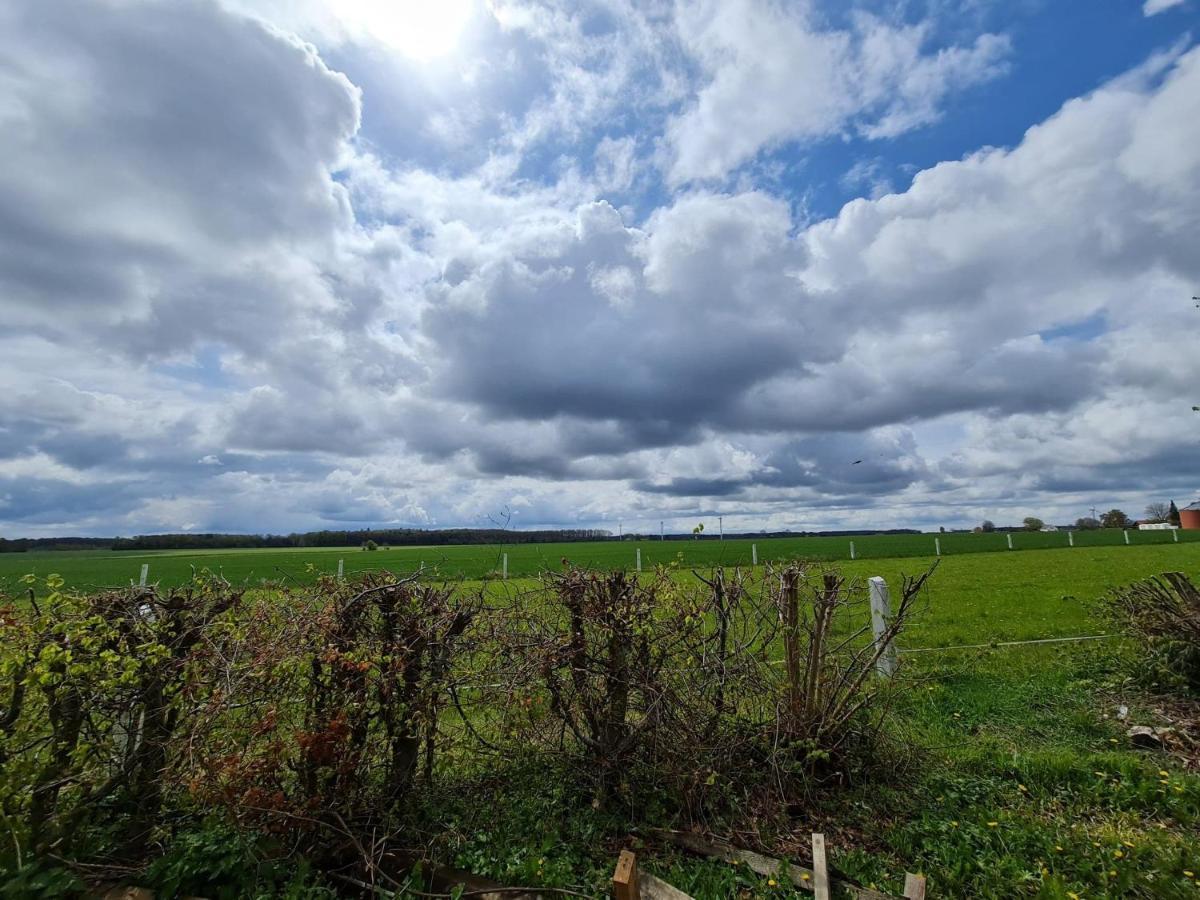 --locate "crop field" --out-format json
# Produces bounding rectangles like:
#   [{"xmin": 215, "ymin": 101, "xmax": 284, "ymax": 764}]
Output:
[{"xmin": 2, "ymin": 528, "xmax": 1198, "ymax": 593}]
